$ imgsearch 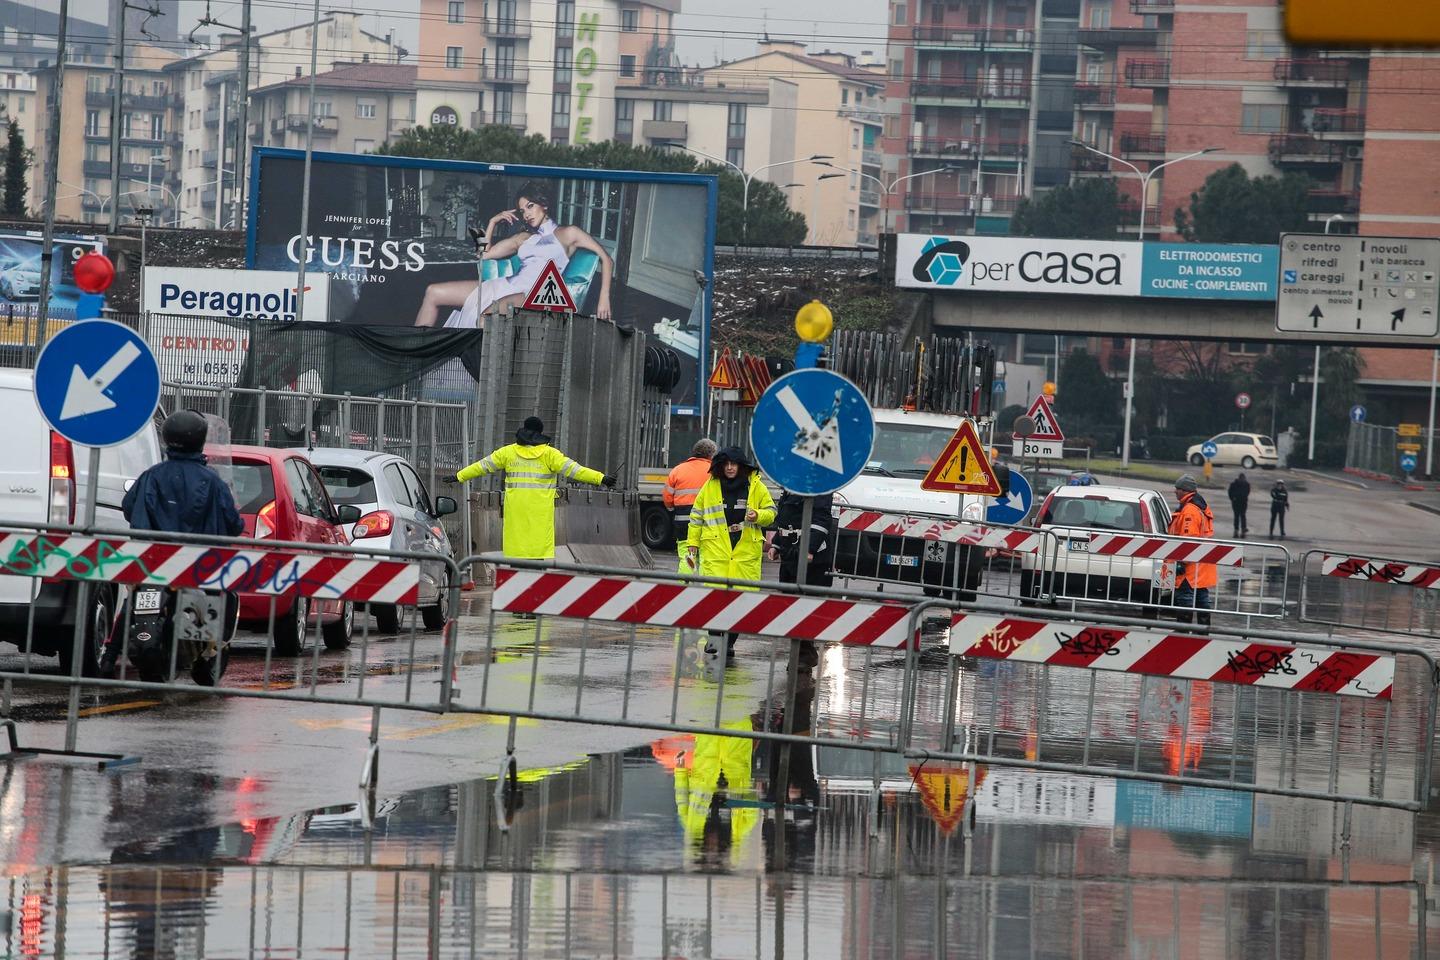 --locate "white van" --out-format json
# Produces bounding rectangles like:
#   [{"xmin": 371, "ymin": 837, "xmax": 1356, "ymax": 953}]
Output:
[
  {"xmin": 0, "ymin": 368, "xmax": 163, "ymax": 673},
  {"xmin": 832, "ymin": 408, "xmax": 992, "ymax": 596}
]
